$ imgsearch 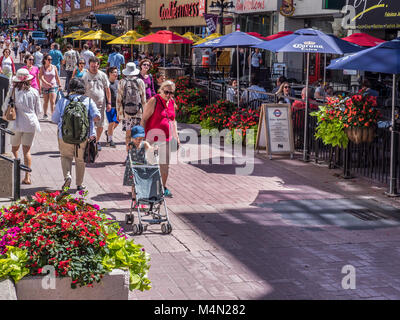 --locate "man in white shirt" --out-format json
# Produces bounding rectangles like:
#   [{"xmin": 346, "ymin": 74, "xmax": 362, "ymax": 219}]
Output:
[
  {"xmin": 82, "ymin": 56, "xmax": 111, "ymax": 150},
  {"xmin": 80, "ymin": 44, "xmax": 95, "ymax": 69},
  {"xmin": 33, "ymin": 46, "xmax": 43, "ymax": 69},
  {"xmin": 63, "ymin": 44, "xmax": 79, "ymax": 92}
]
